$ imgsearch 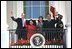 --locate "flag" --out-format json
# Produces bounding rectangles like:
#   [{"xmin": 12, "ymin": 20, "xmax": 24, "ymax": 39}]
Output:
[
  {"xmin": 49, "ymin": 1, "xmax": 58, "ymax": 18},
  {"xmin": 50, "ymin": 6, "xmax": 55, "ymax": 17}
]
